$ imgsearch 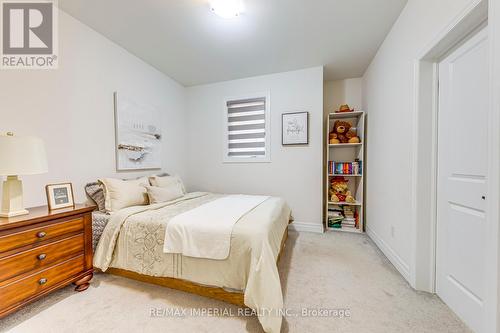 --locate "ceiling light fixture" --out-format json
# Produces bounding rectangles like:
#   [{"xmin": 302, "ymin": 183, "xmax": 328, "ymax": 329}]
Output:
[{"xmin": 210, "ymin": 0, "xmax": 243, "ymax": 19}]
